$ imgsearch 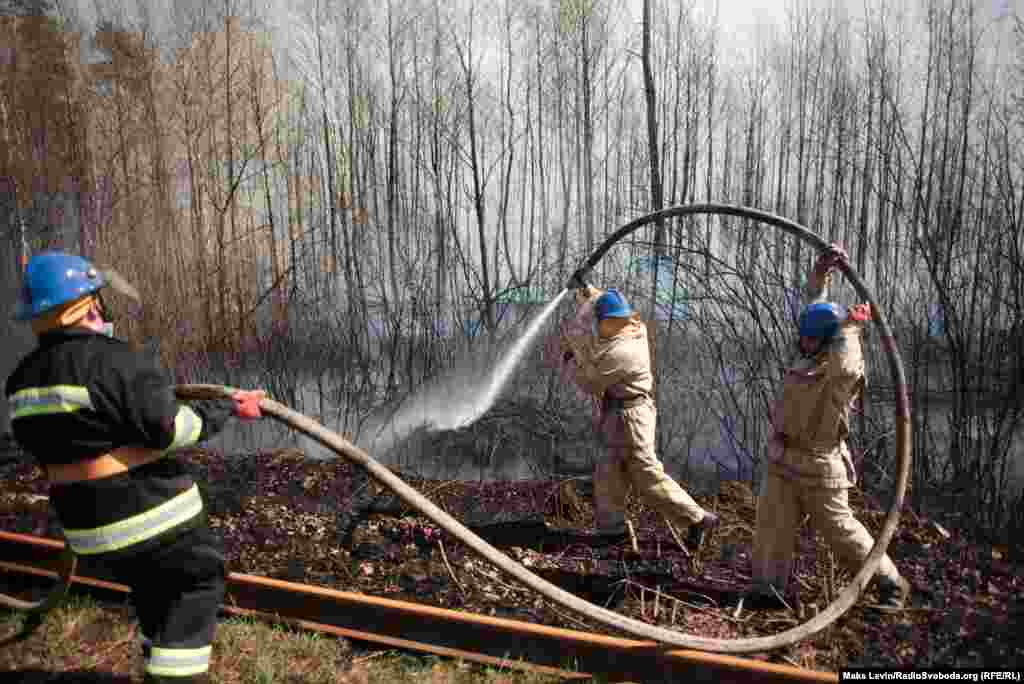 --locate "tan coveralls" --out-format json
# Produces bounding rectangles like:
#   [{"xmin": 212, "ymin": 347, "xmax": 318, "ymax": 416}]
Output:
[
  {"xmin": 751, "ymin": 269, "xmax": 903, "ymax": 597},
  {"xmin": 567, "ymin": 295, "xmax": 706, "ymax": 533}
]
